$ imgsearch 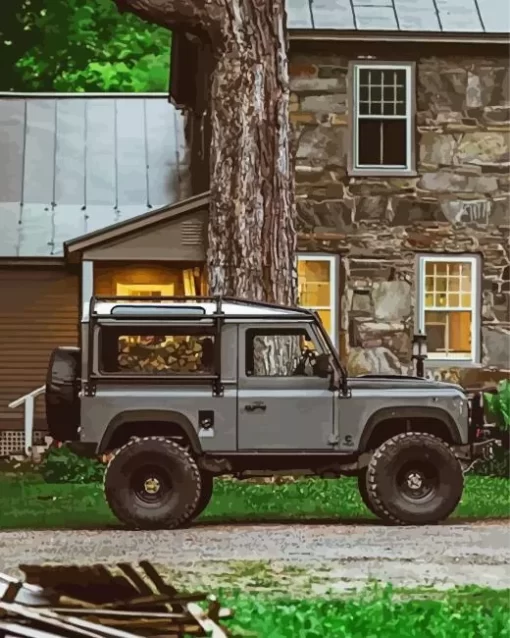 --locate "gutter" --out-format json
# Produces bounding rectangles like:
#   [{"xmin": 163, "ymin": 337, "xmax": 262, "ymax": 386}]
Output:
[{"xmin": 288, "ymin": 29, "xmax": 510, "ymax": 46}]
